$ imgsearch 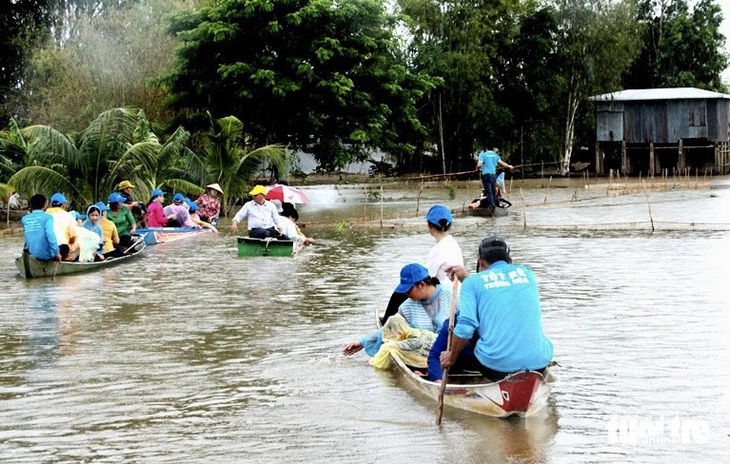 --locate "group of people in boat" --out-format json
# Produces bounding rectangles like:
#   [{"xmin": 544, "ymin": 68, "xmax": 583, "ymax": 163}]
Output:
[
  {"xmin": 229, "ymin": 185, "xmax": 314, "ymax": 245},
  {"xmin": 343, "ymin": 204, "xmax": 553, "ymax": 383},
  {"xmin": 20, "ymin": 181, "xmax": 227, "ymax": 263}
]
